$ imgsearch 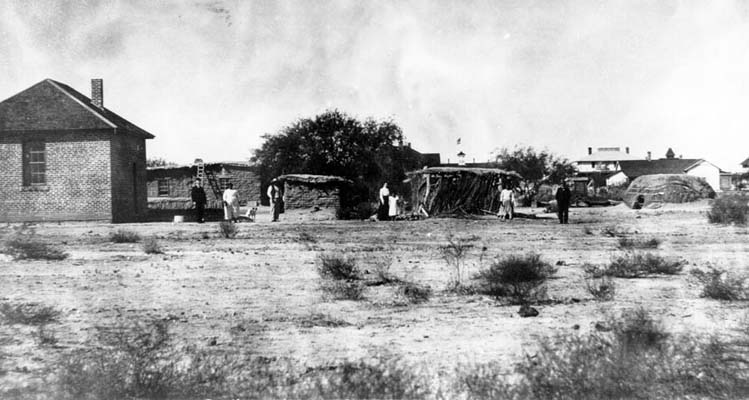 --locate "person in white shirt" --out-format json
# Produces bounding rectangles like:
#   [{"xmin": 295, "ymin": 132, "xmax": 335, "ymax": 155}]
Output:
[
  {"xmin": 222, "ymin": 183, "xmax": 240, "ymax": 222},
  {"xmin": 267, "ymin": 179, "xmax": 281, "ymax": 222},
  {"xmin": 378, "ymin": 183, "xmax": 390, "ymax": 221},
  {"xmin": 388, "ymin": 194, "xmax": 399, "ymax": 220},
  {"xmin": 498, "ymin": 184, "xmax": 515, "ymax": 221}
]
